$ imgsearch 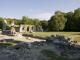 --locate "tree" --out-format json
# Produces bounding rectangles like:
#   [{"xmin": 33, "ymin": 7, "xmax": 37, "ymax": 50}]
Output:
[
  {"xmin": 71, "ymin": 8, "xmax": 80, "ymax": 31},
  {"xmin": 33, "ymin": 19, "xmax": 41, "ymax": 25},
  {"xmin": 21, "ymin": 16, "xmax": 28, "ymax": 24},
  {"xmin": 48, "ymin": 11, "xmax": 67, "ymax": 31},
  {"xmin": 0, "ymin": 17, "xmax": 3, "ymax": 29},
  {"xmin": 40, "ymin": 20, "xmax": 48, "ymax": 31},
  {"xmin": 64, "ymin": 12, "xmax": 74, "ymax": 31},
  {"xmin": 21, "ymin": 16, "xmax": 36, "ymax": 25},
  {"xmin": 5, "ymin": 18, "xmax": 15, "ymax": 25},
  {"xmin": 14, "ymin": 19, "xmax": 22, "ymax": 25}
]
